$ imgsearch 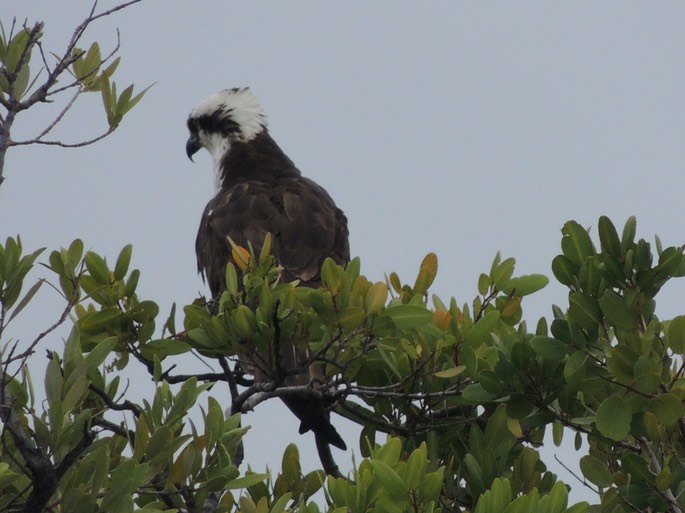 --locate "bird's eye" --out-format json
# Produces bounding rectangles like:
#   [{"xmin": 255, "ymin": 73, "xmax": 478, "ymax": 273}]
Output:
[{"xmin": 187, "ymin": 118, "xmax": 198, "ymax": 132}]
